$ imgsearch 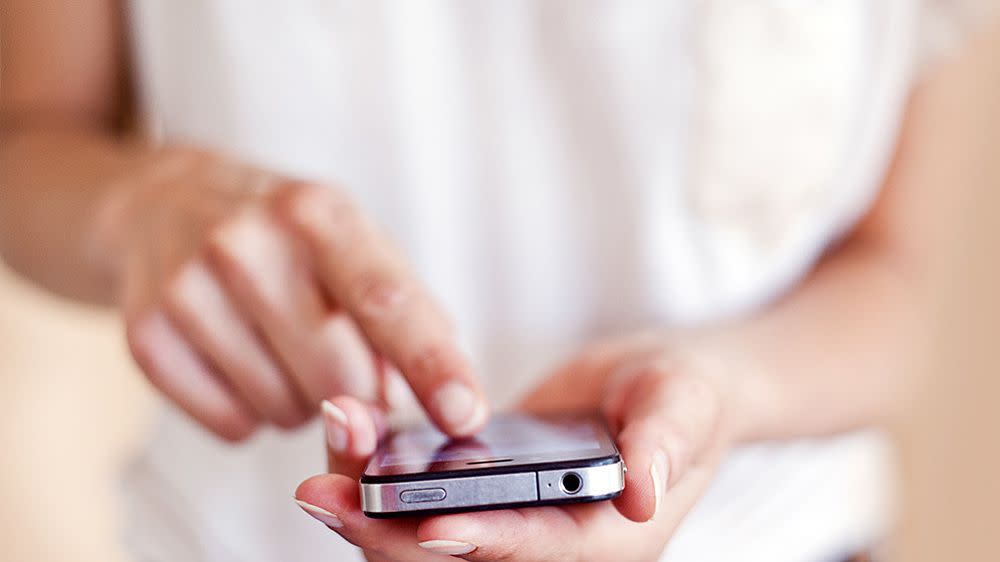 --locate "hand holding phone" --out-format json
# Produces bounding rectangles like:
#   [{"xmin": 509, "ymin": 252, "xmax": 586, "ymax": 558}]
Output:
[{"xmin": 295, "ymin": 338, "xmax": 733, "ymax": 560}]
